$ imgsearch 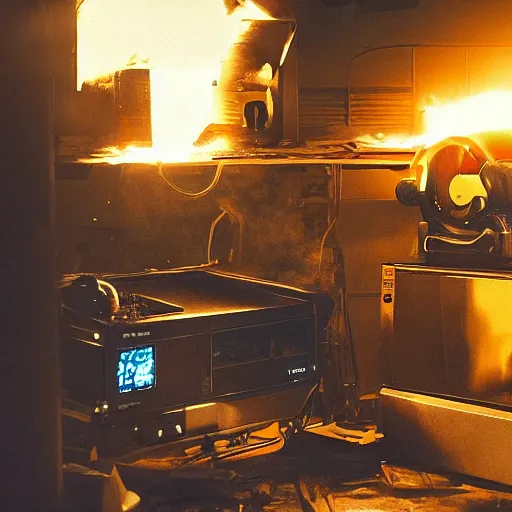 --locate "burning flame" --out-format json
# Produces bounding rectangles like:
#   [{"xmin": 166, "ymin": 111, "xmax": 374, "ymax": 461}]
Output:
[
  {"xmin": 360, "ymin": 90, "xmax": 512, "ymax": 150},
  {"xmin": 77, "ymin": 0, "xmax": 272, "ymax": 163}
]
